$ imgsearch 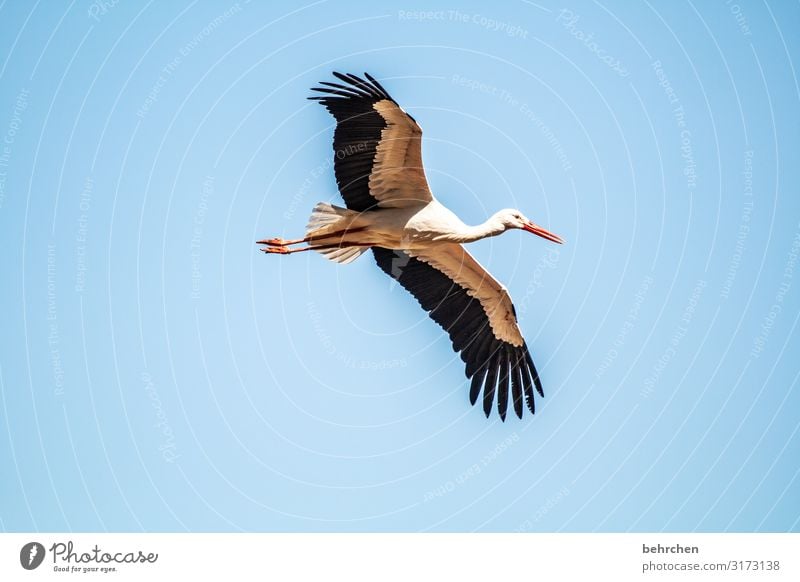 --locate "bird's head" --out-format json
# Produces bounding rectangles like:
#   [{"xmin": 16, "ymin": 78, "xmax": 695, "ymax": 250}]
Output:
[{"xmin": 495, "ymin": 209, "xmax": 564, "ymax": 244}]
